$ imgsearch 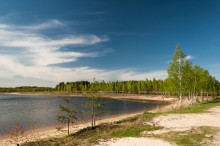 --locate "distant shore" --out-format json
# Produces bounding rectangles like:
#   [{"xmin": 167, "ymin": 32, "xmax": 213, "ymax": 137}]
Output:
[{"xmin": 1, "ymin": 92, "xmax": 177, "ymax": 102}]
